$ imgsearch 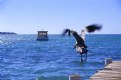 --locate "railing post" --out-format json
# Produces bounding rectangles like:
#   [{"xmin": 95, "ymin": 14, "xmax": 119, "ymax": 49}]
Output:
[
  {"xmin": 69, "ymin": 74, "xmax": 81, "ymax": 80},
  {"xmin": 105, "ymin": 58, "xmax": 112, "ymax": 66}
]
